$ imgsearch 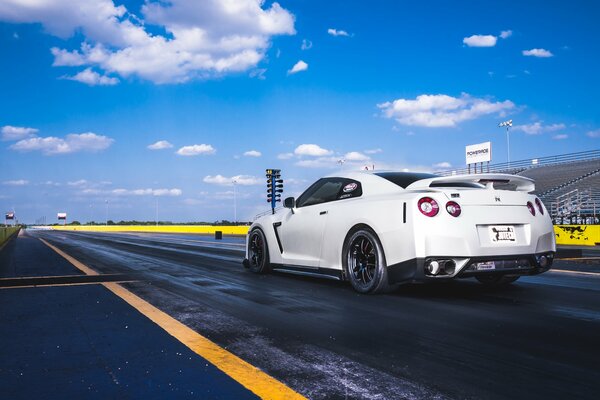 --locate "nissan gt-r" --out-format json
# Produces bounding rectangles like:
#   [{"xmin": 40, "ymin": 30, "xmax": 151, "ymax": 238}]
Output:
[{"xmin": 243, "ymin": 171, "xmax": 556, "ymax": 294}]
